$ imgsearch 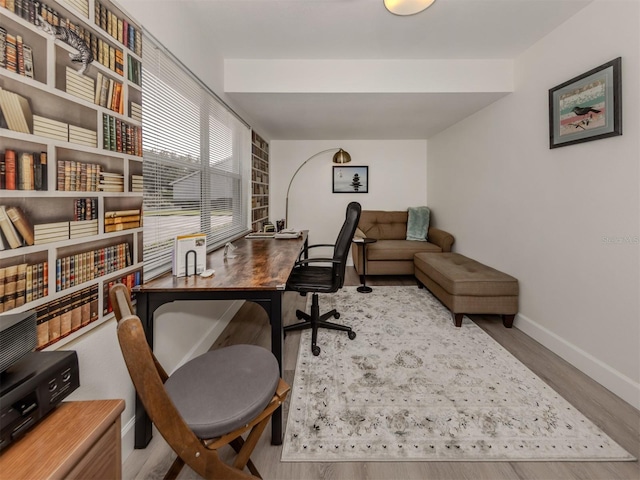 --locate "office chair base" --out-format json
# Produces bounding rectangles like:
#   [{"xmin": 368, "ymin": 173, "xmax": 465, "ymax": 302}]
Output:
[{"xmin": 284, "ymin": 293, "xmax": 356, "ymax": 355}]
